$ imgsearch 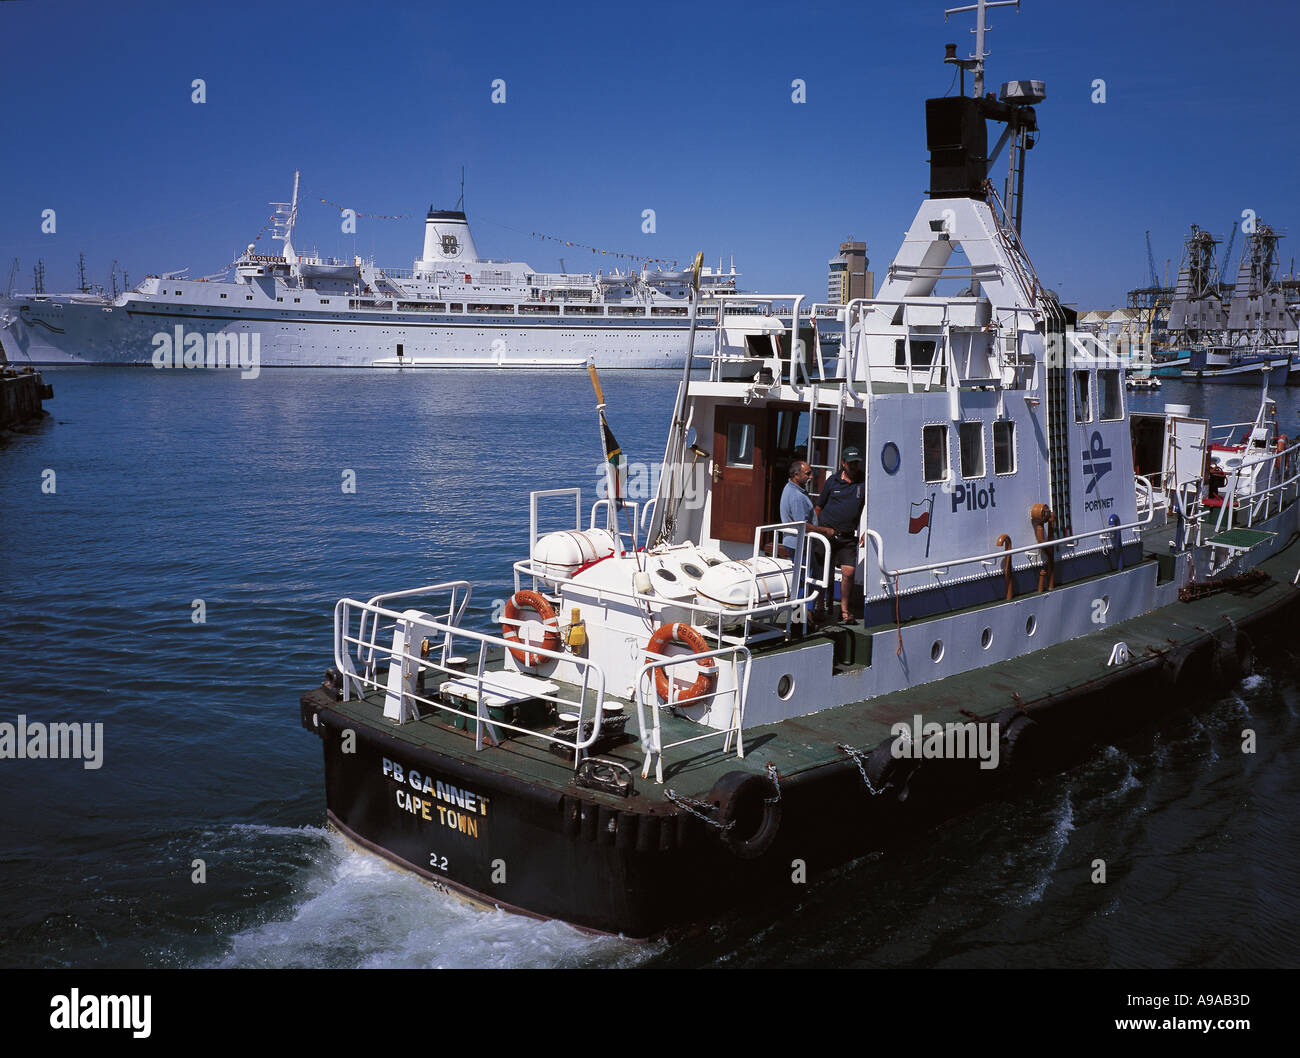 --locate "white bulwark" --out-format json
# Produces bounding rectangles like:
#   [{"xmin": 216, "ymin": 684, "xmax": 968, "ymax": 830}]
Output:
[{"xmin": 0, "ymin": 172, "xmax": 740, "ymax": 370}]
